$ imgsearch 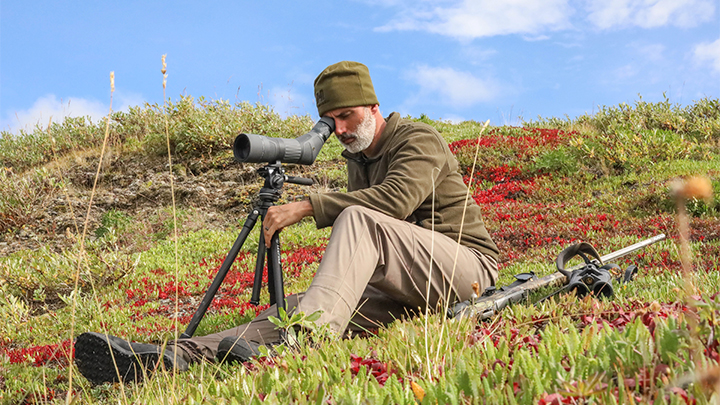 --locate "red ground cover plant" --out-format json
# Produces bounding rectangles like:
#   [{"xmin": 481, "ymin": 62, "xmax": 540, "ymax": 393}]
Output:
[
  {"xmin": 114, "ymin": 243, "xmax": 327, "ymax": 328},
  {"xmin": 447, "ymin": 127, "xmax": 718, "ymax": 272},
  {"xmin": 448, "ymin": 127, "xmax": 572, "ymax": 156},
  {"xmin": 347, "ymin": 352, "xmax": 401, "ymax": 386},
  {"xmin": 1, "ymin": 339, "xmax": 73, "ymax": 367}
]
